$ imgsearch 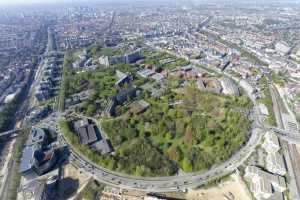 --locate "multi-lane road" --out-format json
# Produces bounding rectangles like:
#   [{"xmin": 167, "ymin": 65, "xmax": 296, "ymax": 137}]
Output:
[
  {"xmin": 27, "ymin": 38, "xmax": 299, "ymax": 192},
  {"xmin": 40, "ymin": 113, "xmax": 264, "ymax": 192},
  {"xmin": 34, "ymin": 59, "xmax": 270, "ymax": 192},
  {"xmin": 13, "ymin": 52, "xmax": 300, "ymax": 193}
]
